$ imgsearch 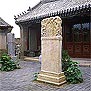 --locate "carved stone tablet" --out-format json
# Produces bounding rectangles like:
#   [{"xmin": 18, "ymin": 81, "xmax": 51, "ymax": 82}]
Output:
[
  {"xmin": 37, "ymin": 16, "xmax": 66, "ymax": 85},
  {"xmin": 41, "ymin": 16, "xmax": 62, "ymax": 37}
]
